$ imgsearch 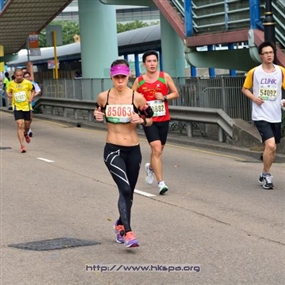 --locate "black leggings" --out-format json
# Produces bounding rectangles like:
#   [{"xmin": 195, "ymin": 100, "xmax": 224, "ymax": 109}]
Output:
[{"xmin": 104, "ymin": 143, "xmax": 142, "ymax": 232}]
